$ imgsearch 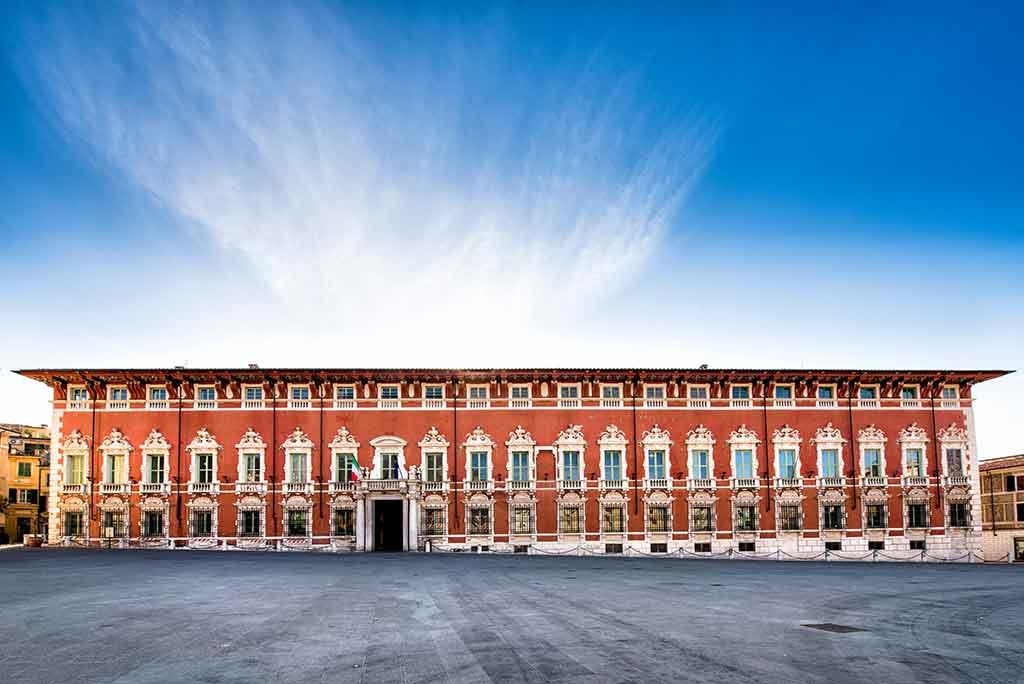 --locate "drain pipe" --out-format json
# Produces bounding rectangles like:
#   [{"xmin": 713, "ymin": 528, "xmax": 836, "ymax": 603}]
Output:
[
  {"xmin": 318, "ymin": 378, "xmax": 325, "ymax": 522},
  {"xmin": 762, "ymin": 377, "xmax": 771, "ymax": 513},
  {"xmin": 847, "ymin": 379, "xmax": 857, "ymax": 512},
  {"xmin": 89, "ymin": 379, "xmax": 98, "ymax": 536},
  {"xmin": 631, "ymin": 373, "xmax": 640, "ymax": 515},
  {"xmin": 452, "ymin": 376, "xmax": 459, "ymax": 527},
  {"xmin": 930, "ymin": 380, "xmax": 943, "ymax": 523},
  {"xmin": 271, "ymin": 377, "xmax": 277, "ymax": 534},
  {"xmin": 175, "ymin": 379, "xmax": 183, "ymax": 533}
]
